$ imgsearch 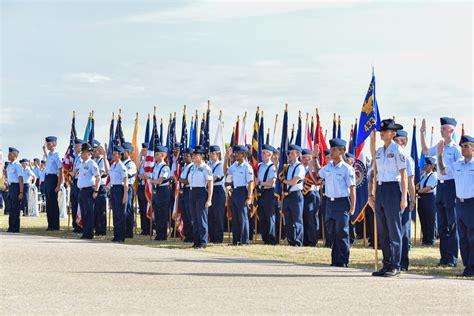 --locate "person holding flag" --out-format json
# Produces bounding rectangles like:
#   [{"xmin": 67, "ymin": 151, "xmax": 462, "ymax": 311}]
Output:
[
  {"xmin": 301, "ymin": 148, "xmax": 320, "ymax": 247},
  {"xmin": 208, "ymin": 145, "xmax": 226, "ymax": 244},
  {"xmin": 417, "ymin": 157, "xmax": 438, "ymax": 246},
  {"xmin": 122, "ymin": 142, "xmax": 137, "ymax": 239},
  {"xmin": 93, "ymin": 140, "xmax": 108, "ymax": 236},
  {"xmin": 109, "ymin": 145, "xmax": 128, "ymax": 242},
  {"xmin": 70, "ymin": 139, "xmax": 84, "ymax": 233},
  {"xmin": 6, "ymin": 147, "xmax": 24, "ymax": 233},
  {"xmin": 137, "ymin": 142, "xmax": 151, "ymax": 235},
  {"xmin": 178, "ymin": 148, "xmax": 194, "ymax": 242}
]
